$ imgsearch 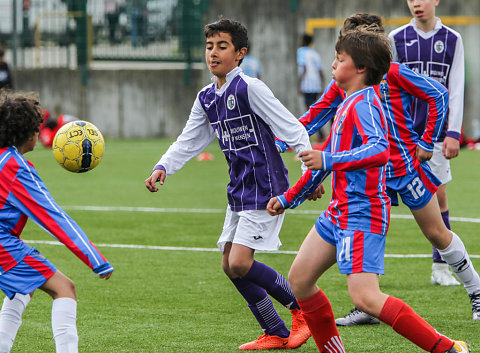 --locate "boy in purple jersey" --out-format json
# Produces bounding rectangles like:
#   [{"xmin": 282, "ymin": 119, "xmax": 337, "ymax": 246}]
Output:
[
  {"xmin": 268, "ymin": 27, "xmax": 469, "ymax": 353},
  {"xmin": 145, "ymin": 18, "xmax": 312, "ymax": 350},
  {"xmin": 389, "ymin": 0, "xmax": 465, "ymax": 286},
  {"xmin": 0, "ymin": 91, "xmax": 113, "ymax": 353},
  {"xmin": 279, "ymin": 13, "xmax": 480, "ymax": 325}
]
